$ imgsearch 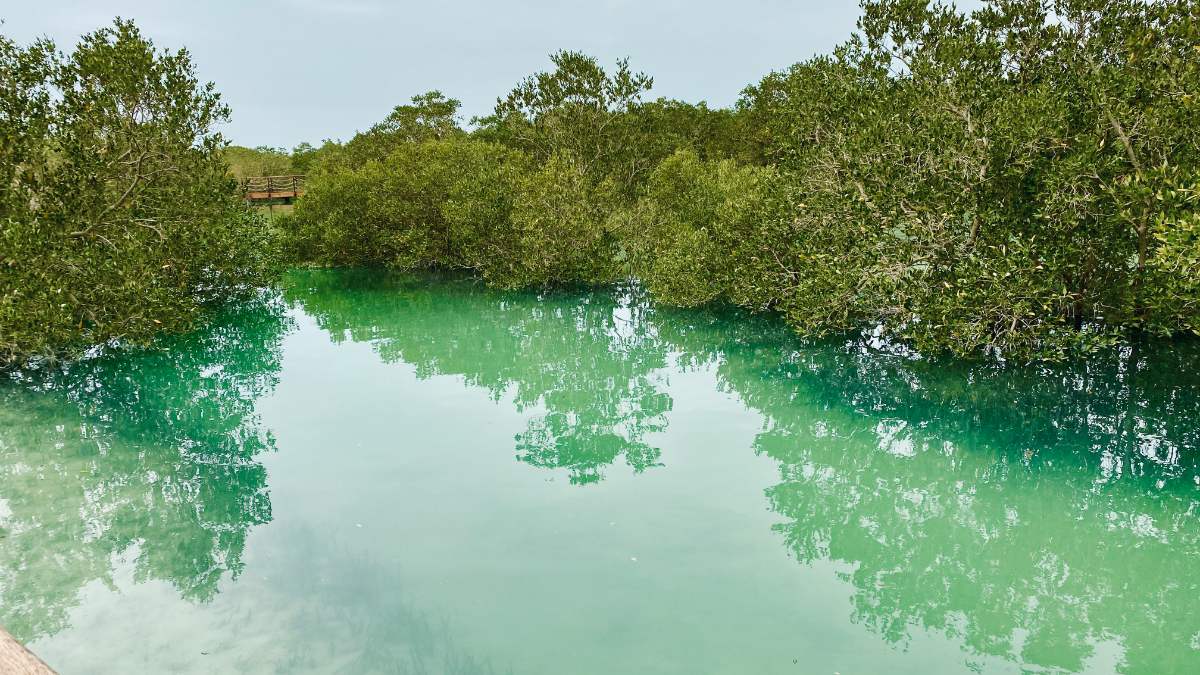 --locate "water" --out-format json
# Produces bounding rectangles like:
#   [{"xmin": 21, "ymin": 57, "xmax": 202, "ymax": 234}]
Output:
[{"xmin": 2, "ymin": 269, "xmax": 1199, "ymax": 674}]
